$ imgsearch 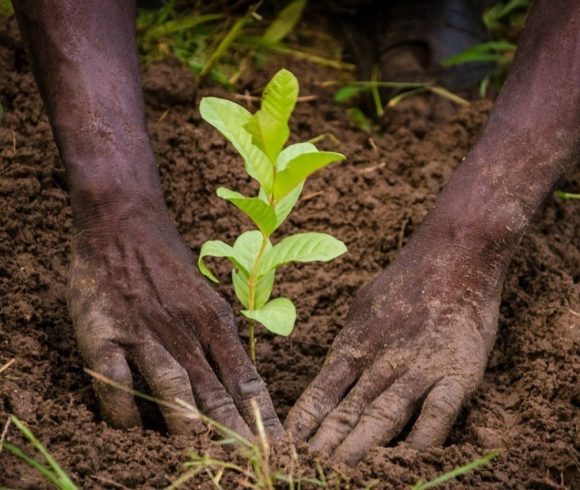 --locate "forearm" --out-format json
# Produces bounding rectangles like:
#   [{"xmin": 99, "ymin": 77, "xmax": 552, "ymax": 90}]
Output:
[
  {"xmin": 422, "ymin": 0, "xmax": 579, "ymax": 265},
  {"xmin": 12, "ymin": 0, "xmax": 164, "ymax": 222}
]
